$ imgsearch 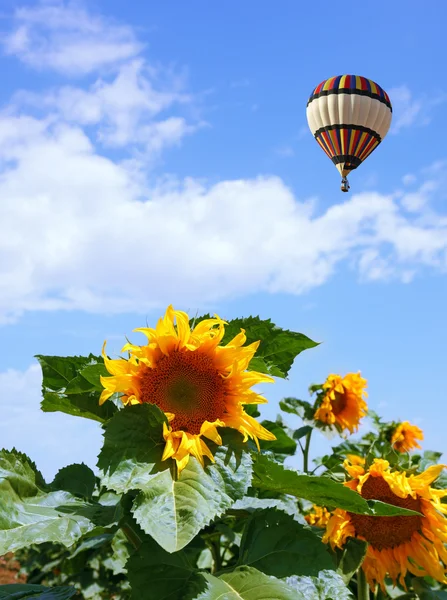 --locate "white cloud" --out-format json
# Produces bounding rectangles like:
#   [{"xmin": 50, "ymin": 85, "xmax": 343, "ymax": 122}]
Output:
[
  {"xmin": 402, "ymin": 173, "xmax": 417, "ymax": 186},
  {"xmin": 0, "ymin": 3, "xmax": 445, "ymax": 324},
  {"xmin": 0, "ymin": 111, "xmax": 446, "ymax": 324},
  {"xmin": 0, "ymin": 365, "xmax": 102, "ymax": 480},
  {"xmin": 2, "ymin": 0, "xmax": 142, "ymax": 75},
  {"xmin": 389, "ymin": 85, "xmax": 423, "ymax": 133},
  {"xmin": 14, "ymin": 59, "xmax": 197, "ymax": 151},
  {"xmin": 400, "ymin": 179, "xmax": 438, "ymax": 212},
  {"xmin": 389, "ymin": 85, "xmax": 447, "ymax": 134},
  {"xmin": 274, "ymin": 145, "xmax": 294, "ymax": 158}
]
